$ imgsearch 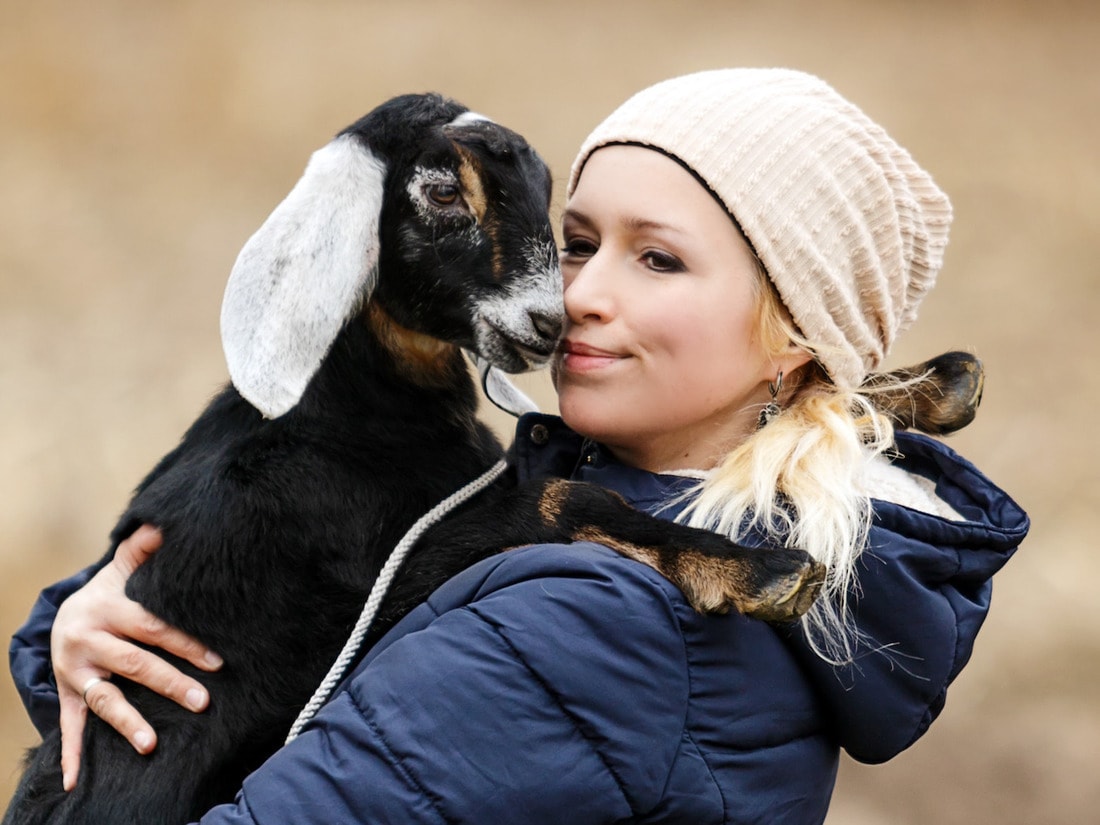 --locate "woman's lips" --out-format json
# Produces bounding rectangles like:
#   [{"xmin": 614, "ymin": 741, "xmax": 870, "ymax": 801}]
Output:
[{"xmin": 557, "ymin": 340, "xmax": 624, "ymax": 373}]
